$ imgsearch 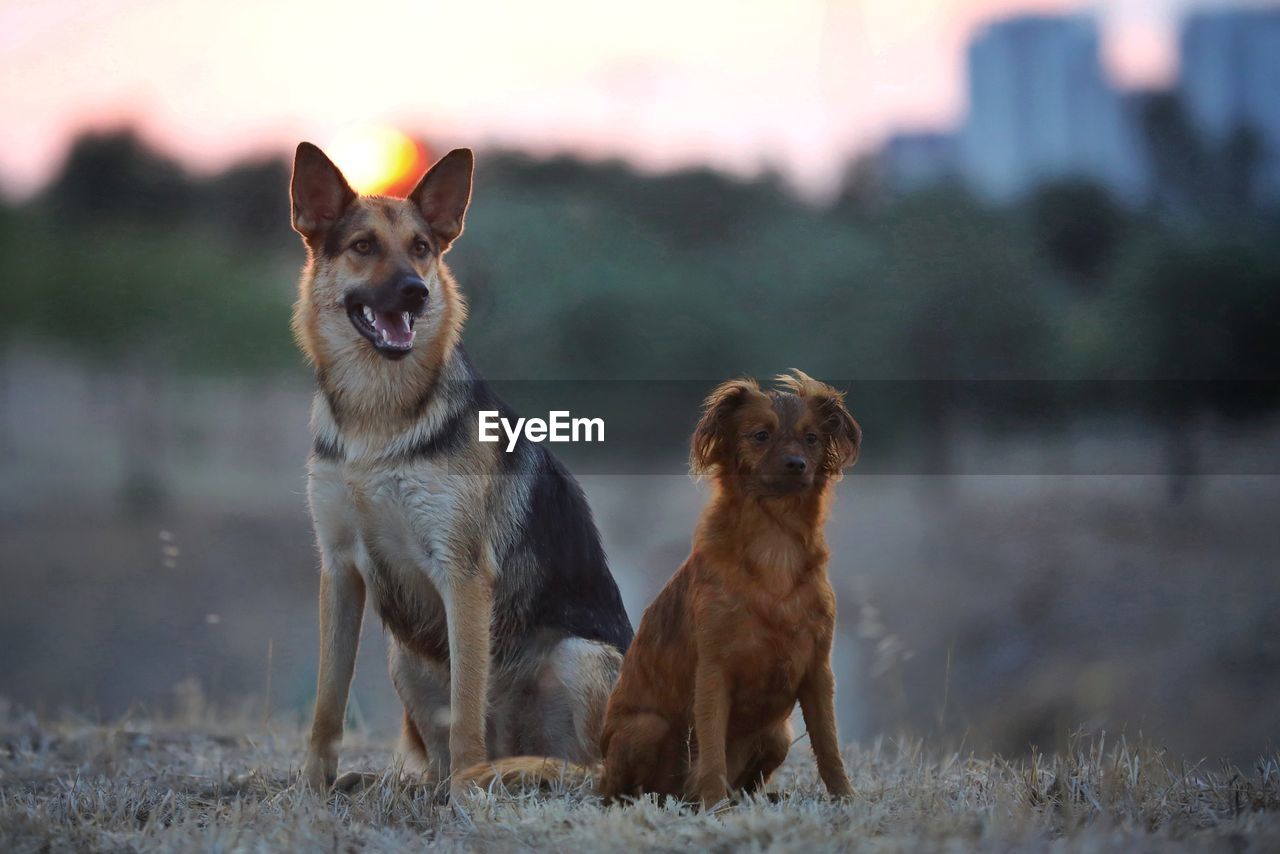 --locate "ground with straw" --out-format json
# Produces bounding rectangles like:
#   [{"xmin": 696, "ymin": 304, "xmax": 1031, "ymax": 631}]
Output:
[{"xmin": 2, "ymin": 709, "xmax": 1278, "ymax": 853}]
